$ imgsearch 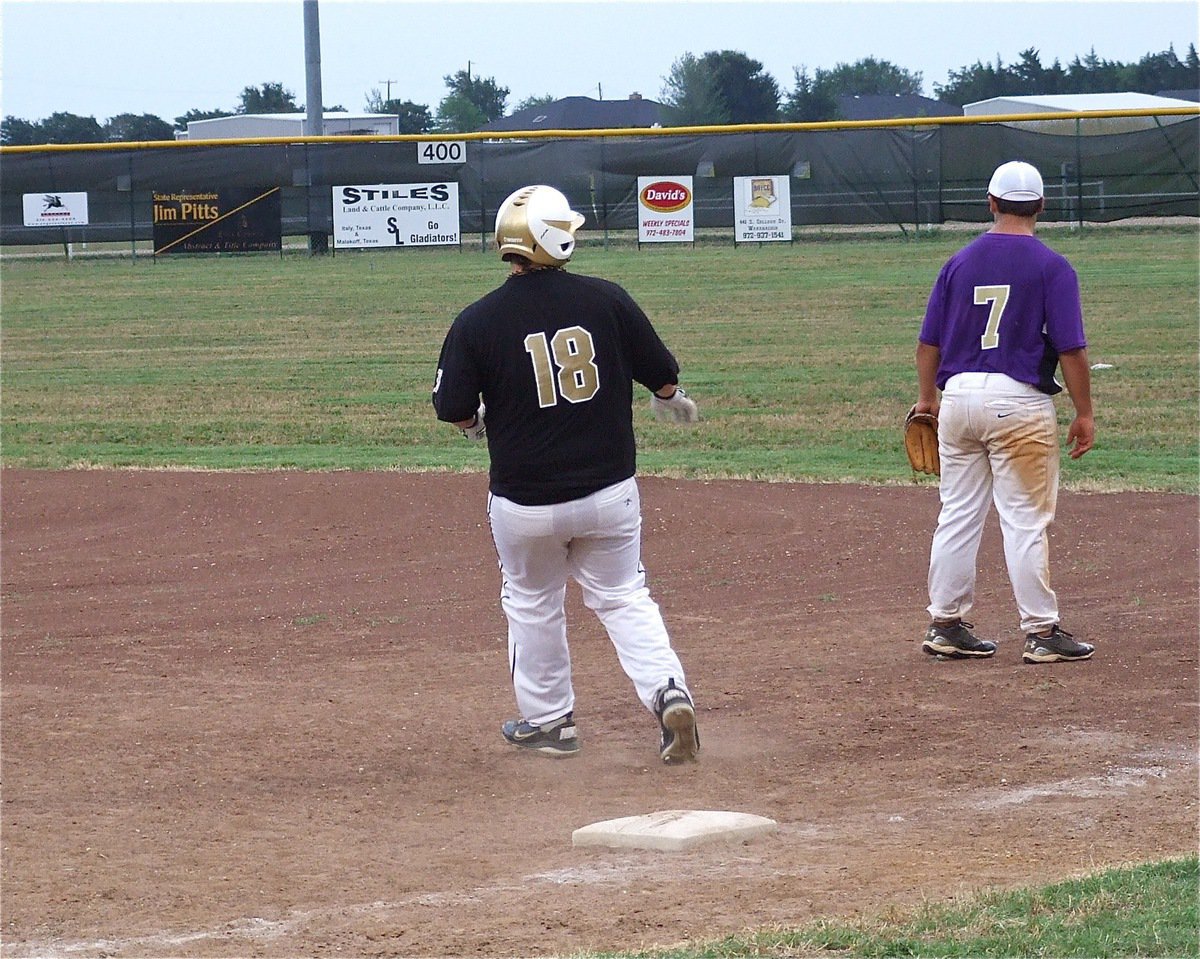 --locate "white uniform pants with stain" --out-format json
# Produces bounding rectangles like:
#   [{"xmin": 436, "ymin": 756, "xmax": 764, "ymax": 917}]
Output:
[
  {"xmin": 928, "ymin": 372, "xmax": 1061, "ymax": 635},
  {"xmin": 488, "ymin": 476, "xmax": 688, "ymax": 726}
]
